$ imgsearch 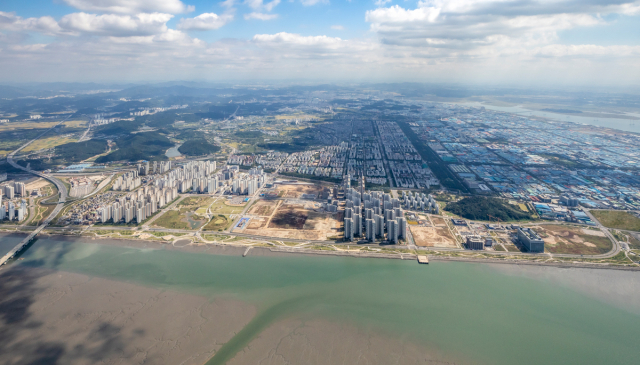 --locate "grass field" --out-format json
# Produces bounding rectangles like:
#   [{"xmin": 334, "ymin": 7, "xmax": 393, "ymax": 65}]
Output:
[
  {"xmin": 21, "ymin": 136, "xmax": 77, "ymax": 153},
  {"xmin": 591, "ymin": 210, "xmax": 640, "ymax": 232},
  {"xmin": 0, "ymin": 119, "xmax": 85, "ymax": 132},
  {"xmin": 152, "ymin": 210, "xmax": 191, "ymax": 230},
  {"xmin": 178, "ymin": 196, "xmax": 213, "ymax": 207},
  {"xmin": 202, "ymin": 215, "xmax": 232, "ymax": 231},
  {"xmin": 209, "ymin": 199, "xmax": 246, "ymax": 214},
  {"xmin": 153, "ymin": 207, "xmax": 208, "ymax": 230},
  {"xmin": 626, "ymin": 234, "xmax": 640, "ymax": 250}
]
